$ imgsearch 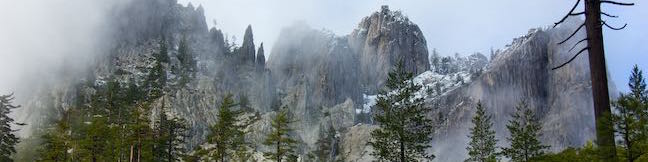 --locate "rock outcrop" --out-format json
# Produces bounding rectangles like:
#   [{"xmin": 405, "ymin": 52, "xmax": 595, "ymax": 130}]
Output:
[
  {"xmin": 428, "ymin": 18, "xmax": 602, "ymax": 161},
  {"xmin": 267, "ymin": 5, "xmax": 432, "ymax": 116},
  {"xmin": 15, "ymin": 1, "xmax": 607, "ymax": 161},
  {"xmin": 349, "ymin": 5, "xmax": 430, "ymax": 92},
  {"xmin": 239, "ymin": 25, "xmax": 256, "ymax": 65},
  {"xmin": 256, "ymin": 43, "xmax": 266, "ymax": 71},
  {"xmin": 340, "ymin": 124, "xmax": 378, "ymax": 162},
  {"xmin": 268, "ymin": 22, "xmax": 363, "ymax": 110},
  {"xmin": 18, "ymin": 0, "xmax": 277, "ymax": 150}
]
